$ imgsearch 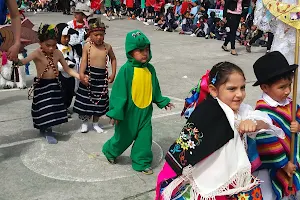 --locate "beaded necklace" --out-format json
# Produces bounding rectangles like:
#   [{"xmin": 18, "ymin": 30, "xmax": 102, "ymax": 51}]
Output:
[
  {"xmin": 86, "ymin": 41, "xmax": 108, "ymax": 105},
  {"xmin": 28, "ymin": 50, "xmax": 60, "ymax": 100}
]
